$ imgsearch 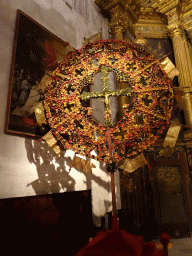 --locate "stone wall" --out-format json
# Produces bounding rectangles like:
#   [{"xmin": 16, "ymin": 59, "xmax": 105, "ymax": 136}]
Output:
[{"xmin": 0, "ymin": 0, "xmax": 121, "ymax": 226}]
